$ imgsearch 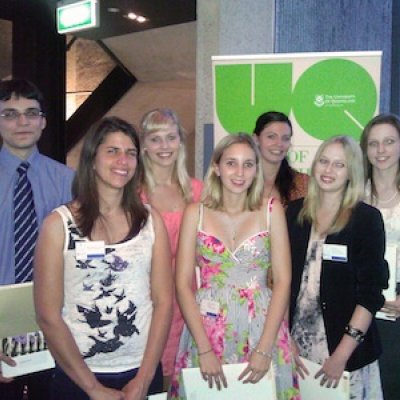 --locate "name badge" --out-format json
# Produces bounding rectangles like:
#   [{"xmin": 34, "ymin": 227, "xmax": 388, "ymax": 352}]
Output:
[
  {"xmin": 200, "ymin": 299, "xmax": 220, "ymax": 318},
  {"xmin": 75, "ymin": 241, "xmax": 105, "ymax": 261},
  {"xmin": 322, "ymin": 244, "xmax": 348, "ymax": 262}
]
